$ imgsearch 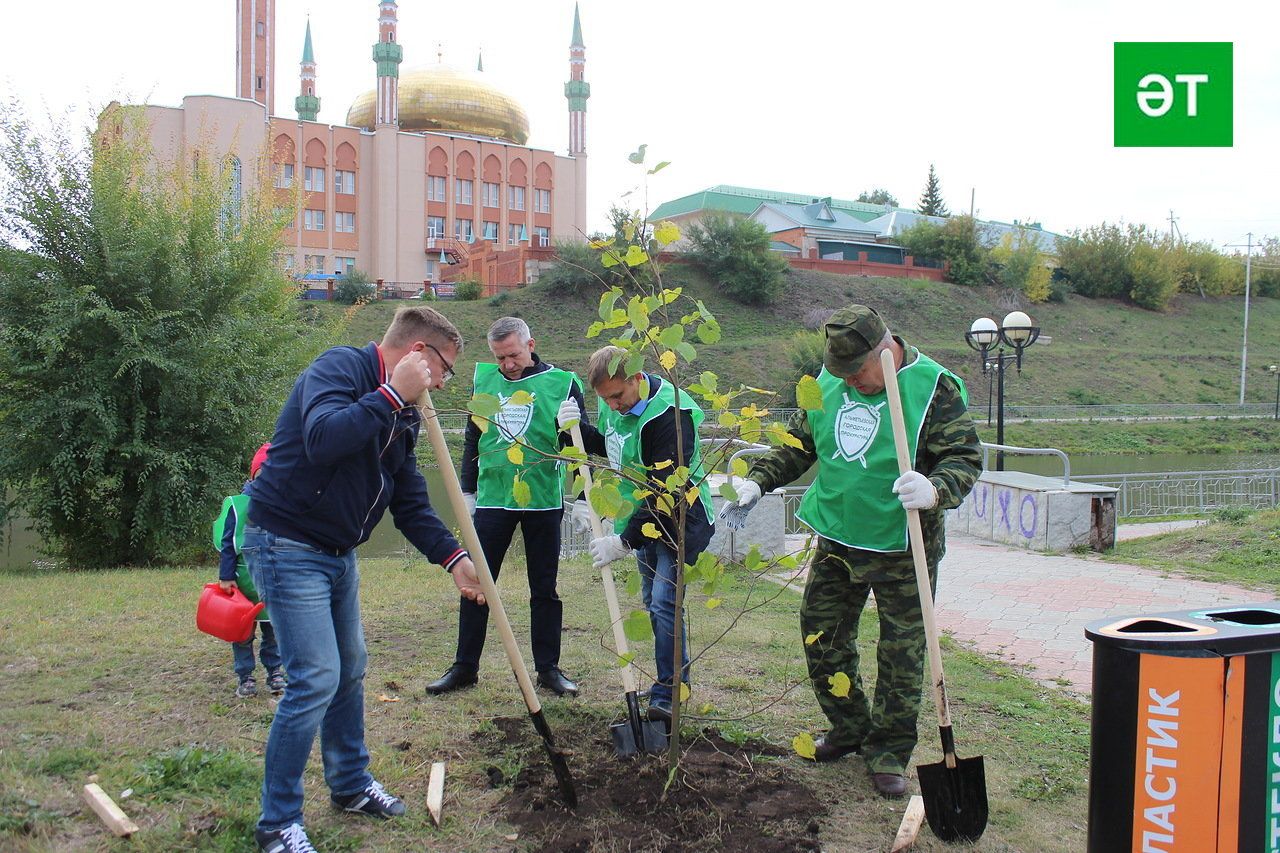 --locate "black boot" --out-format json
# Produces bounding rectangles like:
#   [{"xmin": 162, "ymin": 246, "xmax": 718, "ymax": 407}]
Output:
[
  {"xmin": 535, "ymin": 667, "xmax": 579, "ymax": 697},
  {"xmin": 425, "ymin": 664, "xmax": 478, "ymax": 695}
]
